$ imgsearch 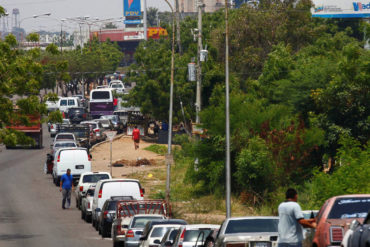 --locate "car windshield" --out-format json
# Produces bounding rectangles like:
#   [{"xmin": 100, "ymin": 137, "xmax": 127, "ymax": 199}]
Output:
[
  {"xmin": 56, "ymin": 134, "xmax": 74, "ymax": 140},
  {"xmin": 99, "ymin": 120, "xmax": 111, "ymax": 125},
  {"xmin": 225, "ymin": 219, "xmax": 279, "ymax": 234},
  {"xmin": 111, "ymin": 84, "xmax": 123, "ymax": 88},
  {"xmin": 82, "ymin": 174, "xmax": 110, "ymax": 183},
  {"xmin": 60, "ymin": 100, "xmax": 67, "ymax": 106},
  {"xmin": 54, "ymin": 142, "xmax": 76, "ymax": 148},
  {"xmin": 92, "ymin": 91, "xmax": 110, "ymax": 99},
  {"xmin": 62, "ymin": 119, "xmax": 70, "ymax": 124},
  {"xmin": 184, "ymin": 230, "xmax": 212, "ymax": 242},
  {"xmin": 328, "ymin": 198, "xmax": 370, "ymax": 219},
  {"xmin": 108, "ymin": 201, "xmax": 118, "ymax": 211},
  {"xmin": 132, "ymin": 217, "xmax": 162, "ymax": 229},
  {"xmin": 151, "ymin": 227, "xmax": 172, "ymax": 238}
]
